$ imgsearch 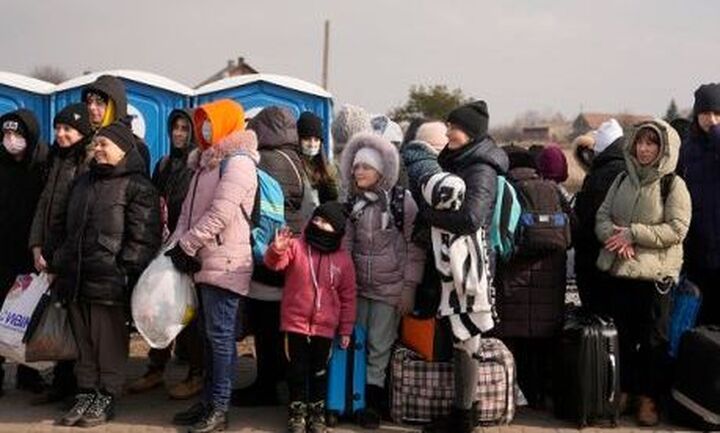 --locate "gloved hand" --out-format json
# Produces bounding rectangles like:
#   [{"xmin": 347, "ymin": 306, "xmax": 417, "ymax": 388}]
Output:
[
  {"xmin": 397, "ymin": 286, "xmax": 416, "ymax": 316},
  {"xmin": 165, "ymin": 244, "xmax": 201, "ymax": 274}
]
